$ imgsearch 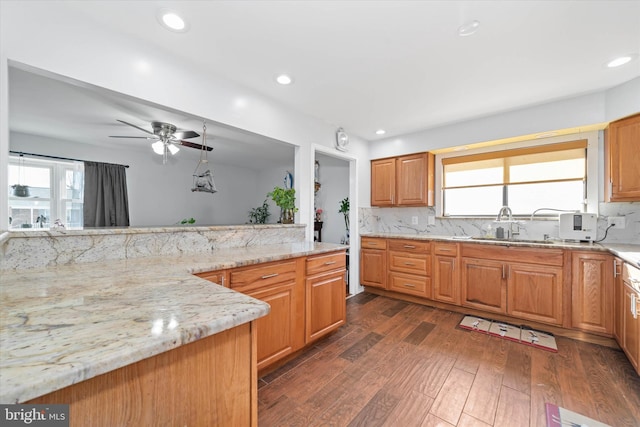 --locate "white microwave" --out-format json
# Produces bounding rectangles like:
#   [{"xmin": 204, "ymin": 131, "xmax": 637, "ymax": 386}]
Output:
[{"xmin": 558, "ymin": 213, "xmax": 598, "ymax": 241}]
